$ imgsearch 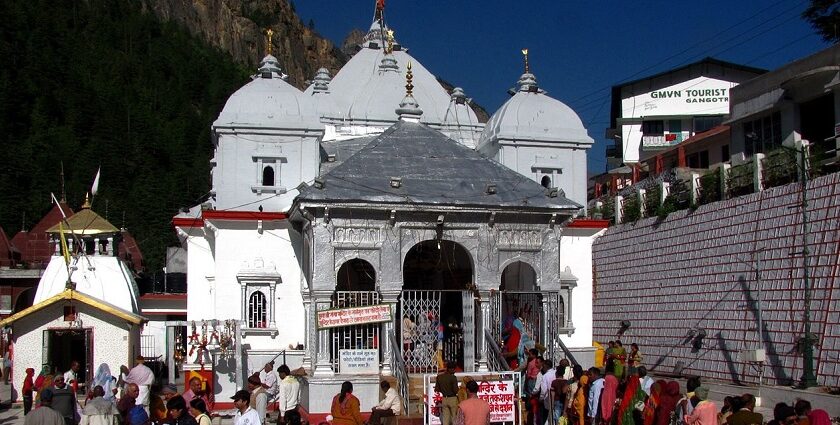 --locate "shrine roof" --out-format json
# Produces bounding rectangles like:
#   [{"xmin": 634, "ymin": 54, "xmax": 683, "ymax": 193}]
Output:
[{"xmin": 299, "ymin": 121, "xmax": 581, "ymax": 212}]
